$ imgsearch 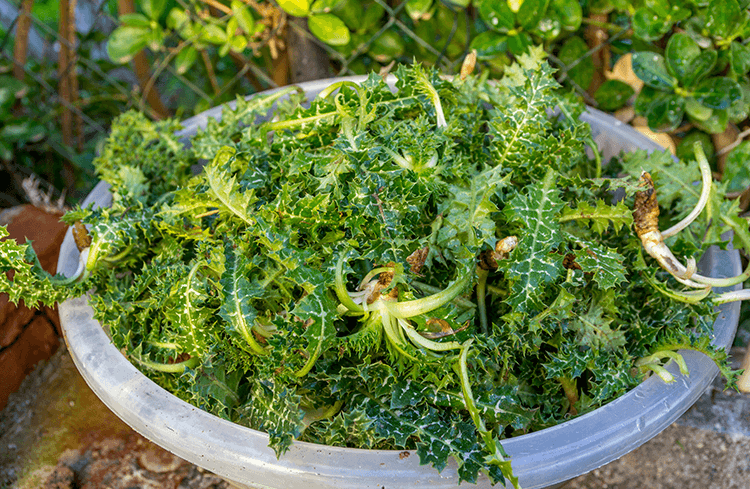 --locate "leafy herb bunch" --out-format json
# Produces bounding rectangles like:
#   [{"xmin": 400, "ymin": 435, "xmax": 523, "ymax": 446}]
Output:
[{"xmin": 2, "ymin": 50, "xmax": 746, "ymax": 487}]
